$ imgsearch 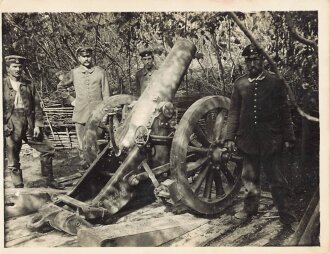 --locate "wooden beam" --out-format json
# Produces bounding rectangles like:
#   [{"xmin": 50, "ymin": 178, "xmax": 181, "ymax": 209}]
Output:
[{"xmin": 77, "ymin": 214, "xmax": 207, "ymax": 247}]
